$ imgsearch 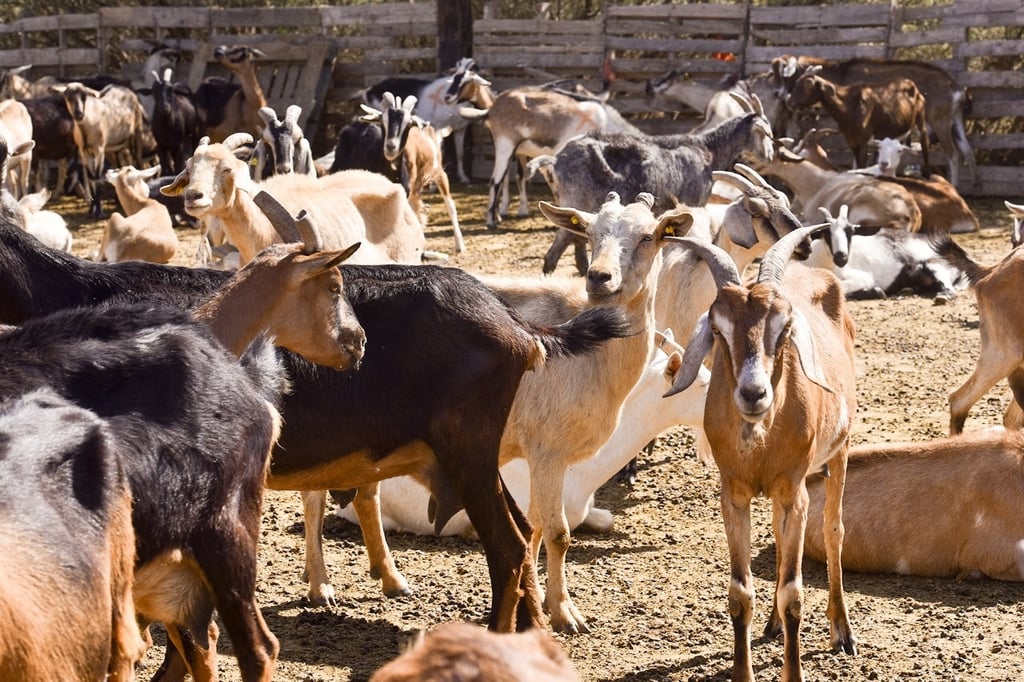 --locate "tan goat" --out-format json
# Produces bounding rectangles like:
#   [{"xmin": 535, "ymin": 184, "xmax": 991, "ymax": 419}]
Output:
[
  {"xmin": 804, "ymin": 427, "xmax": 1024, "ymax": 581},
  {"xmin": 101, "ymin": 164, "xmax": 178, "ymax": 263},
  {"xmin": 0, "ymin": 99, "xmax": 33, "ymax": 198},
  {"xmin": 197, "ymin": 45, "xmax": 268, "ymax": 142},
  {"xmin": 370, "ymin": 621, "xmax": 580, "ymax": 682},
  {"xmin": 162, "ymin": 134, "xmax": 425, "ymax": 266},
  {"xmin": 1006, "ymin": 200, "xmax": 1024, "ymax": 247},
  {"xmin": 665, "ymin": 225, "xmax": 858, "ymax": 681}
]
